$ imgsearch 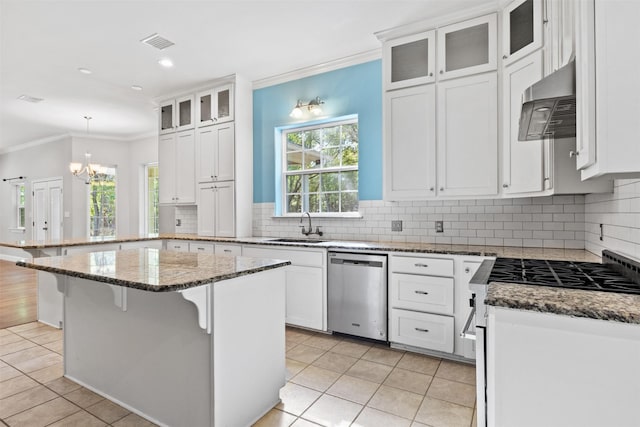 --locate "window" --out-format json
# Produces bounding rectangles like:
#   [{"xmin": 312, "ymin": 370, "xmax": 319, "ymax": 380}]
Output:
[
  {"xmin": 88, "ymin": 167, "xmax": 116, "ymax": 237},
  {"xmin": 145, "ymin": 164, "xmax": 159, "ymax": 235},
  {"xmin": 283, "ymin": 118, "xmax": 359, "ymax": 215},
  {"xmin": 15, "ymin": 183, "xmax": 25, "ymax": 228}
]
